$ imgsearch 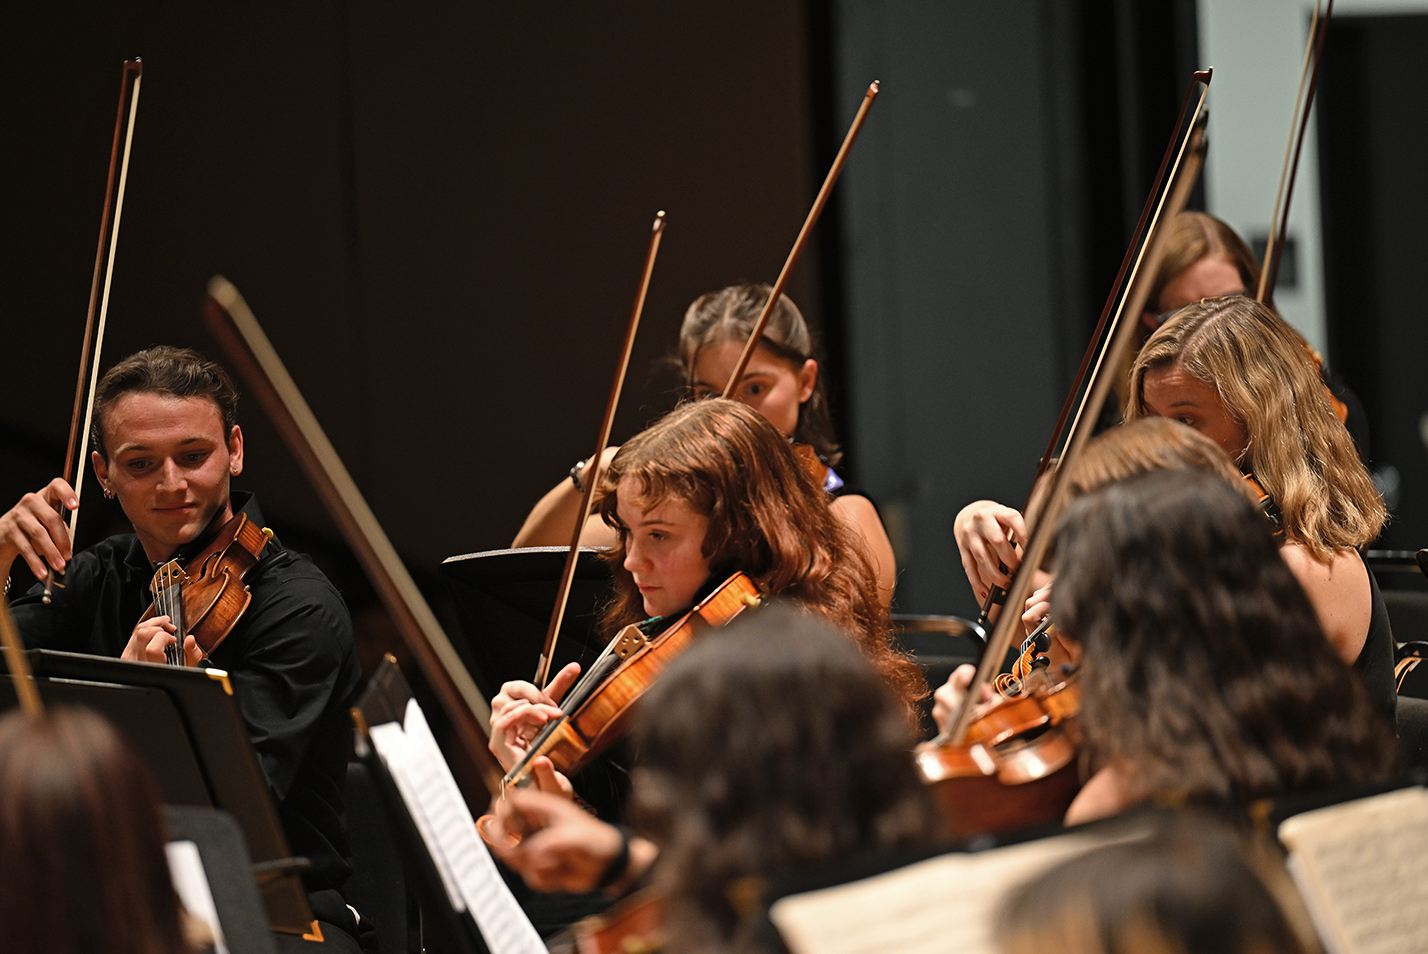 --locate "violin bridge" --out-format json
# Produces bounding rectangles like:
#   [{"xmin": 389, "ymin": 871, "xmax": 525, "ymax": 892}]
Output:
[{"xmin": 610, "ymin": 624, "xmax": 648, "ymax": 661}]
